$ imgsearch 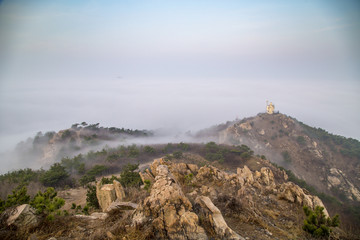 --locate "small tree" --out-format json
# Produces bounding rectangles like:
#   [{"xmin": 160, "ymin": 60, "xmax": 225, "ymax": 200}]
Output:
[
  {"xmin": 144, "ymin": 180, "xmax": 151, "ymax": 191},
  {"xmin": 79, "ymin": 174, "xmax": 95, "ymax": 186},
  {"xmin": 303, "ymin": 206, "xmax": 340, "ymax": 238},
  {"xmin": 144, "ymin": 146, "xmax": 156, "ymax": 155},
  {"xmin": 30, "ymin": 187, "xmax": 65, "ymax": 220},
  {"xmin": 119, "ymin": 164, "xmax": 142, "ymax": 188},
  {"xmin": 1, "ymin": 186, "xmax": 30, "ymax": 213},
  {"xmin": 86, "ymin": 185, "xmax": 99, "ymax": 209},
  {"xmin": 40, "ymin": 163, "xmax": 69, "ymax": 187},
  {"xmin": 79, "ymin": 165, "xmax": 107, "ymax": 186},
  {"xmin": 82, "ymin": 205, "xmax": 89, "ymax": 215}
]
